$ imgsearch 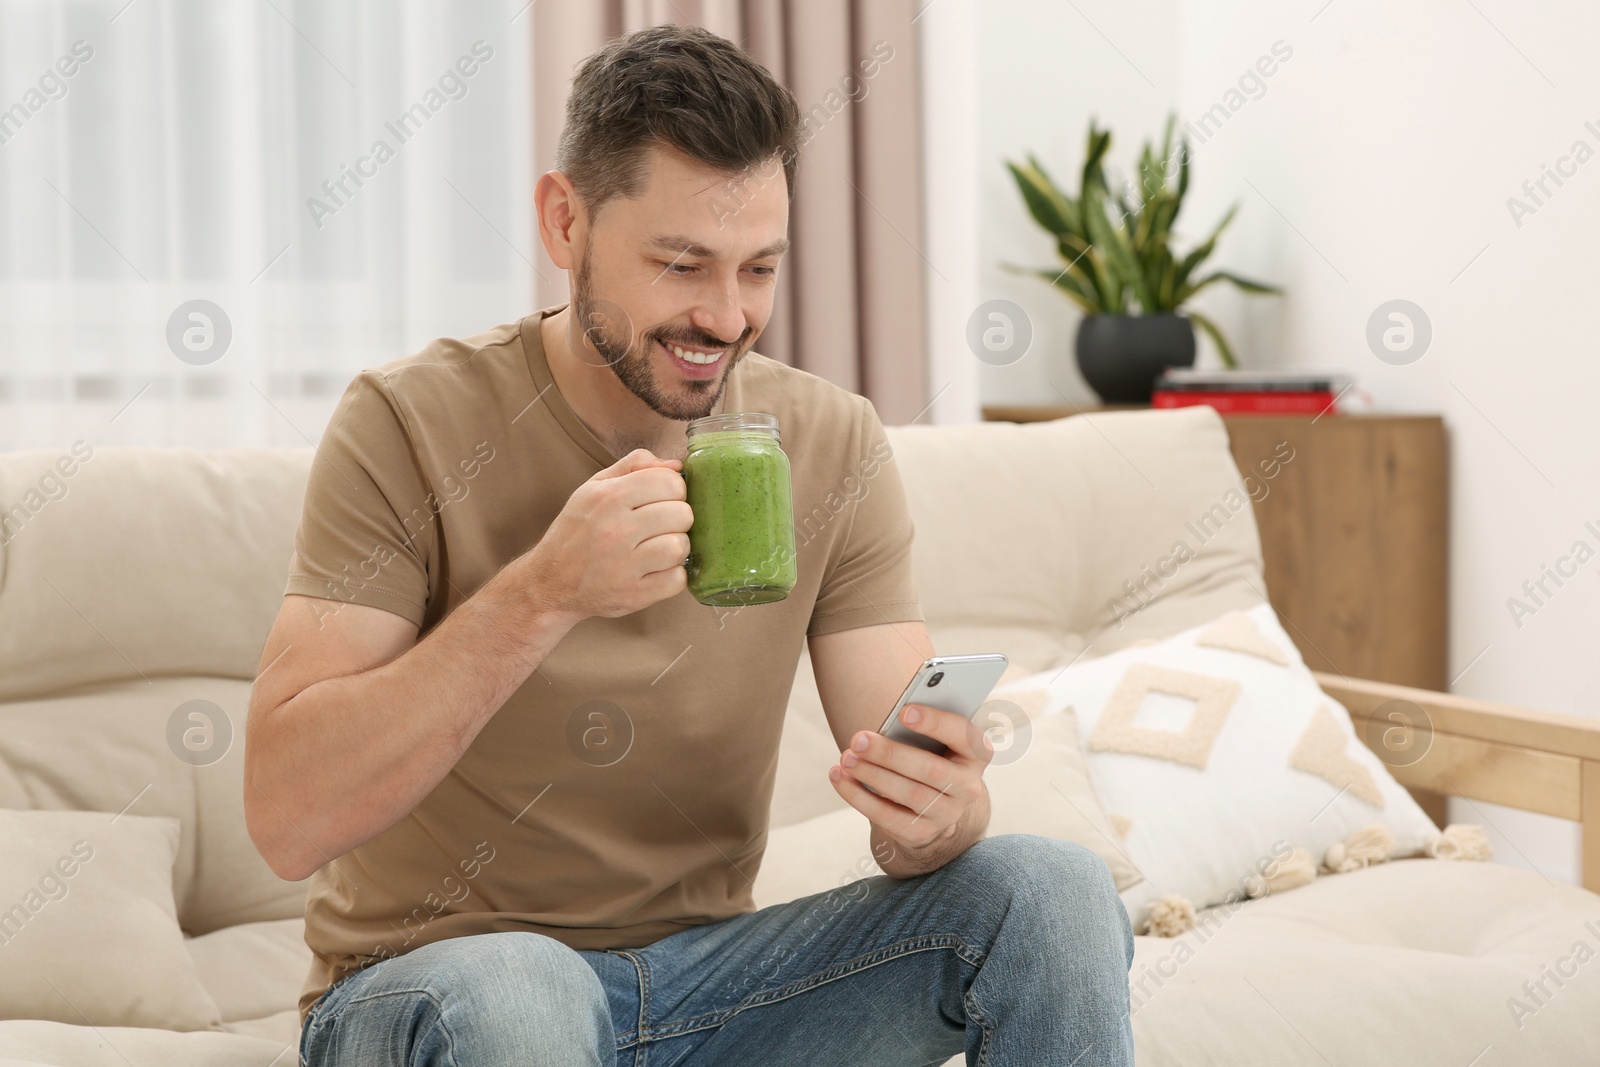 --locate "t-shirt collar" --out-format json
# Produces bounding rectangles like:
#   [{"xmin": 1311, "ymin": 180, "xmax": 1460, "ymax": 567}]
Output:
[{"xmin": 519, "ymin": 303, "xmax": 622, "ymax": 470}]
